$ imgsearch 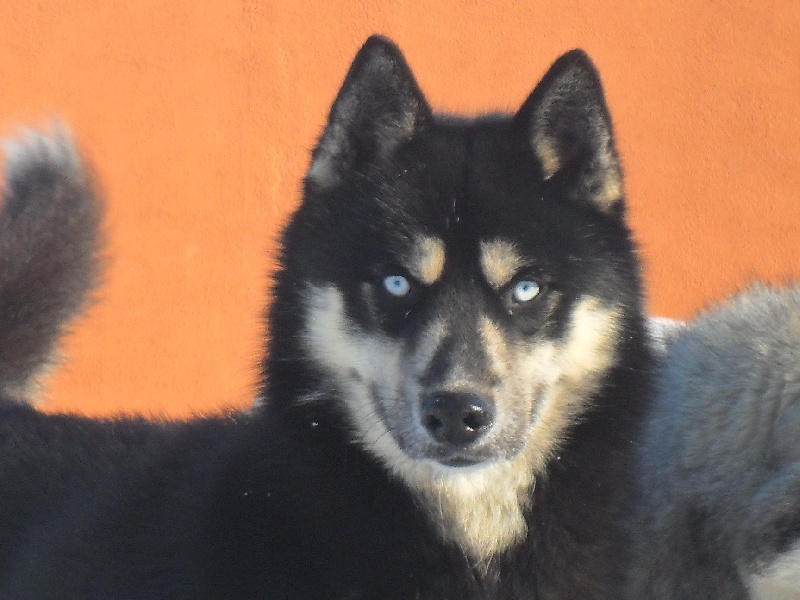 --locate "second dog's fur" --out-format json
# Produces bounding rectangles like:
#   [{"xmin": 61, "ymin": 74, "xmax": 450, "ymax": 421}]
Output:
[{"xmin": 629, "ymin": 285, "xmax": 800, "ymax": 599}]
